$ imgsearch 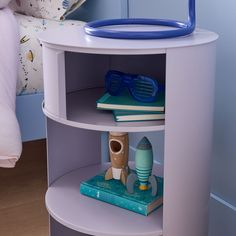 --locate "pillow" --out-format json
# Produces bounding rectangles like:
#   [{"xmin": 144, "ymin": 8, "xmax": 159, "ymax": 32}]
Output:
[
  {"xmin": 9, "ymin": 0, "xmax": 86, "ymax": 20},
  {"xmin": 15, "ymin": 13, "xmax": 84, "ymax": 95},
  {"xmin": 0, "ymin": 0, "xmax": 11, "ymax": 8}
]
